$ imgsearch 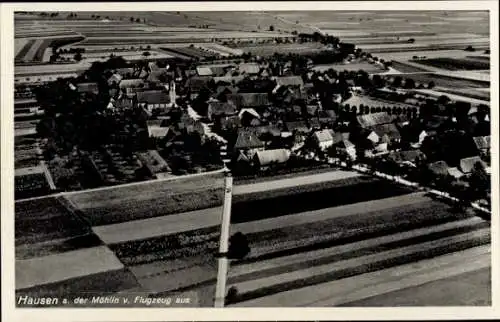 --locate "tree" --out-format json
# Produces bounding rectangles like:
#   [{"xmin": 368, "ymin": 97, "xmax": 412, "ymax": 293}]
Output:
[
  {"xmin": 227, "ymin": 232, "xmax": 250, "ymax": 259},
  {"xmin": 142, "ymin": 51, "xmax": 151, "ymax": 57},
  {"xmin": 469, "ymin": 161, "xmax": 489, "ymax": 200},
  {"xmin": 427, "ymin": 81, "xmax": 436, "ymax": 89},
  {"xmin": 73, "ymin": 52, "xmax": 83, "ymax": 62},
  {"xmin": 269, "ymin": 25, "xmax": 275, "ymax": 31}
]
